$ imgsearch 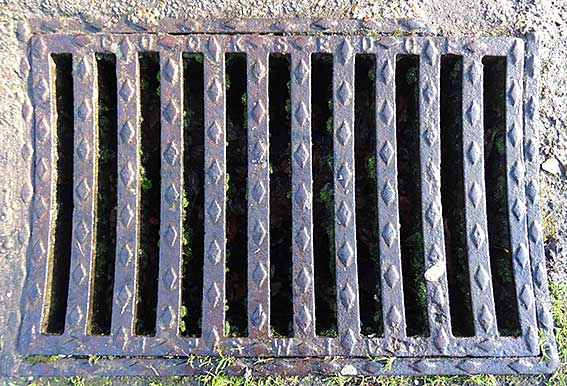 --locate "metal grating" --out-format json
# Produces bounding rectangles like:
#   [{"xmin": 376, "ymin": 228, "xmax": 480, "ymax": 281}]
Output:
[{"xmin": 14, "ymin": 21, "xmax": 559, "ymax": 377}]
